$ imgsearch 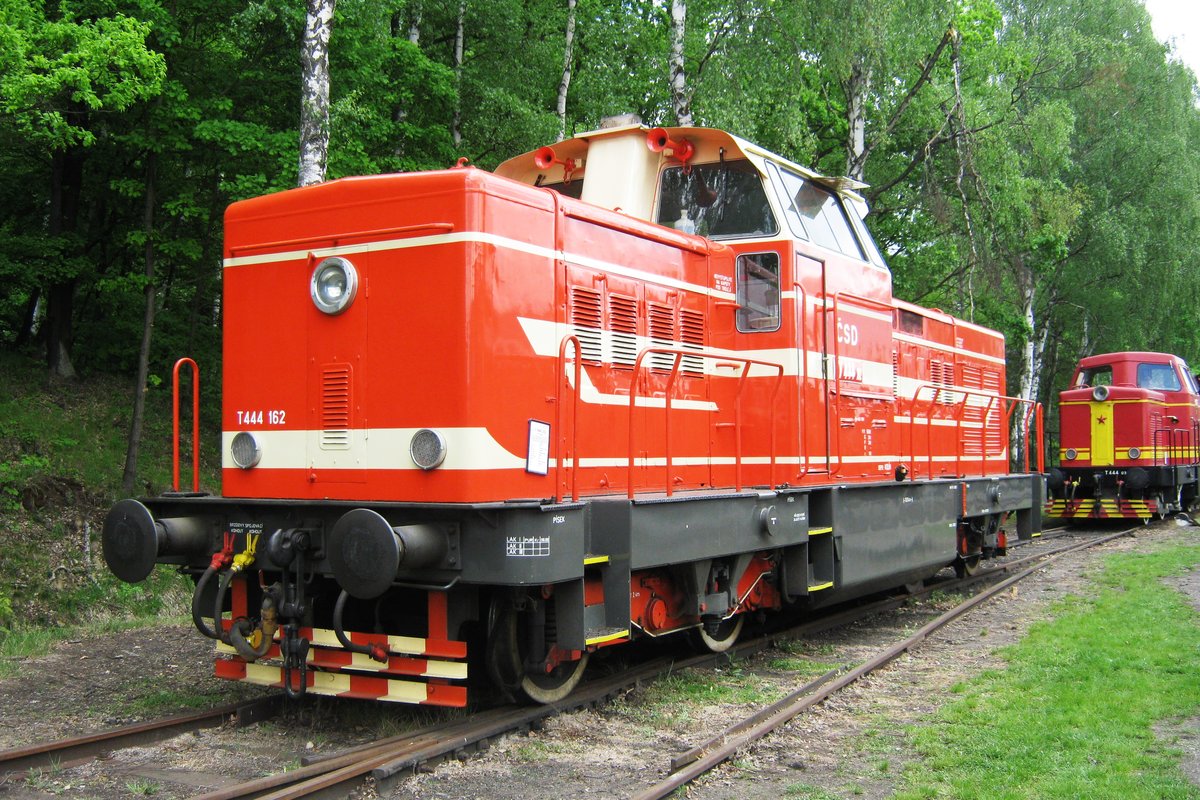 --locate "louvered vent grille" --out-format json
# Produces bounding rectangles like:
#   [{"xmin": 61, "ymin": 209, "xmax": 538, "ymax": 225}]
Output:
[
  {"xmin": 984, "ymin": 369, "xmax": 1003, "ymax": 451},
  {"xmin": 680, "ymin": 309, "xmax": 705, "ymax": 376},
  {"xmin": 648, "ymin": 303, "xmax": 675, "ymax": 372},
  {"xmin": 610, "ymin": 295, "xmax": 638, "ymax": 368},
  {"xmin": 321, "ymin": 364, "xmax": 352, "ymax": 450},
  {"xmin": 570, "ymin": 288, "xmax": 603, "ymax": 364},
  {"xmin": 961, "ymin": 363, "xmax": 984, "ymax": 455}
]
